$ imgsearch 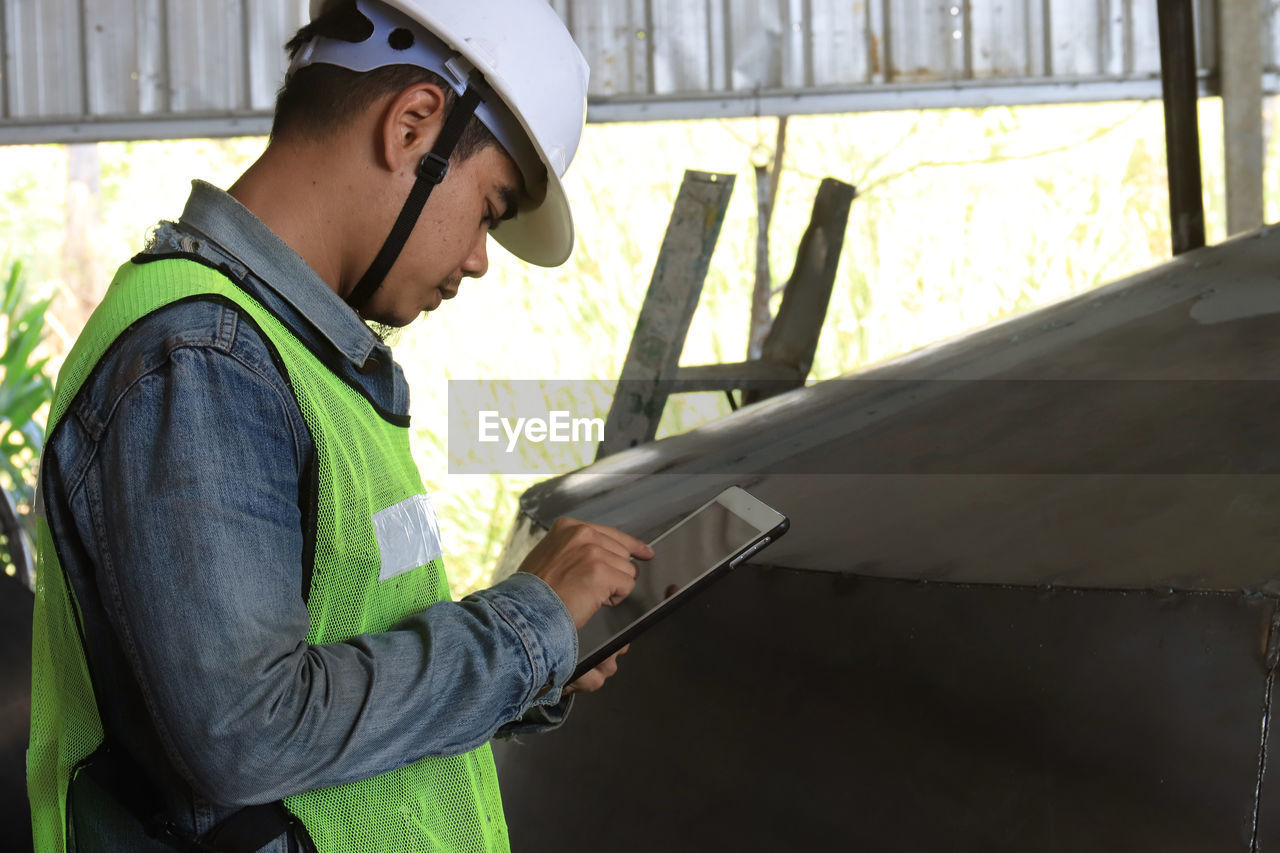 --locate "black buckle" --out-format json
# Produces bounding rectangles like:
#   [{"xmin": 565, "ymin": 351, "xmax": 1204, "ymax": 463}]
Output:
[{"xmin": 418, "ymin": 152, "xmax": 450, "ymax": 184}]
